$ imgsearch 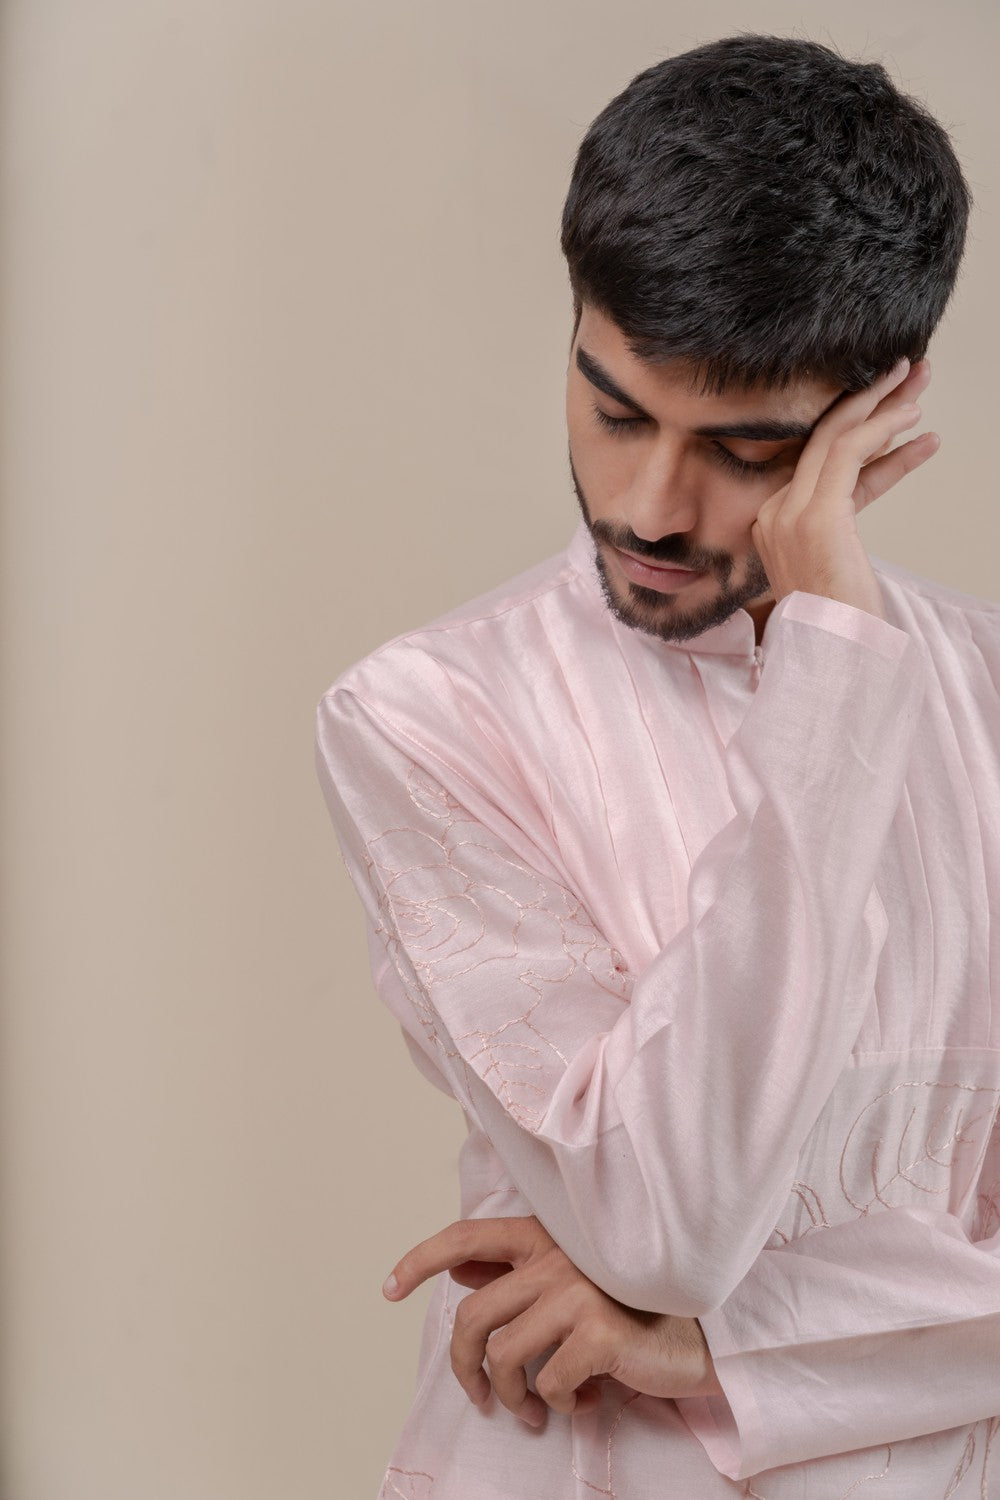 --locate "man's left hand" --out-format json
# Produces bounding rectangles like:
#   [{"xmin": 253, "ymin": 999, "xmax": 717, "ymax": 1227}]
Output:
[{"xmin": 381, "ymin": 1215, "xmax": 723, "ymax": 1427}]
